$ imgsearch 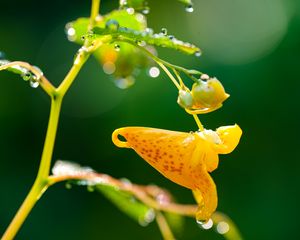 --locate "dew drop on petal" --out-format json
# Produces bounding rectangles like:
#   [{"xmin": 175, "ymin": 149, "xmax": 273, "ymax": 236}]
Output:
[{"xmin": 197, "ymin": 218, "xmax": 213, "ymax": 230}]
